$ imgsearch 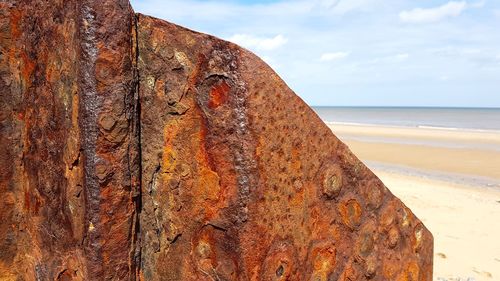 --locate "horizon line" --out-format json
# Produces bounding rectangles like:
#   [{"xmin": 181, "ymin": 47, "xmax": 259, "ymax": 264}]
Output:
[{"xmin": 310, "ymin": 105, "xmax": 500, "ymax": 109}]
